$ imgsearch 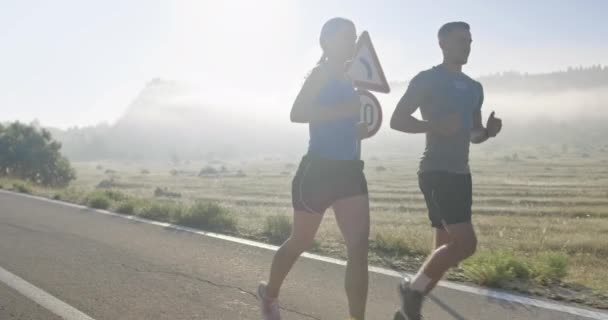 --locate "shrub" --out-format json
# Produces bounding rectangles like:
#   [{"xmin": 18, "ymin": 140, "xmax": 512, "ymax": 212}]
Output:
[
  {"xmin": 102, "ymin": 189, "xmax": 127, "ymax": 202},
  {"xmin": 12, "ymin": 182, "xmax": 31, "ymax": 194},
  {"xmin": 115, "ymin": 199, "xmax": 137, "ymax": 215},
  {"xmin": 87, "ymin": 193, "xmax": 111, "ymax": 210},
  {"xmin": 175, "ymin": 201, "xmax": 237, "ymax": 232},
  {"xmin": 96, "ymin": 179, "xmax": 115, "ymax": 189},
  {"xmin": 55, "ymin": 188, "xmax": 85, "ymax": 204},
  {"xmin": 154, "ymin": 187, "xmax": 181, "ymax": 198},
  {"xmin": 263, "ymin": 214, "xmax": 292, "ymax": 244},
  {"xmin": 138, "ymin": 201, "xmax": 183, "ymax": 222},
  {"xmin": 462, "ymin": 251, "xmax": 532, "ymax": 287},
  {"xmin": 199, "ymin": 166, "xmax": 219, "ymax": 176},
  {"xmin": 373, "ymin": 232, "xmax": 427, "ymax": 257},
  {"xmin": 533, "ymin": 252, "xmax": 568, "ymax": 284}
]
